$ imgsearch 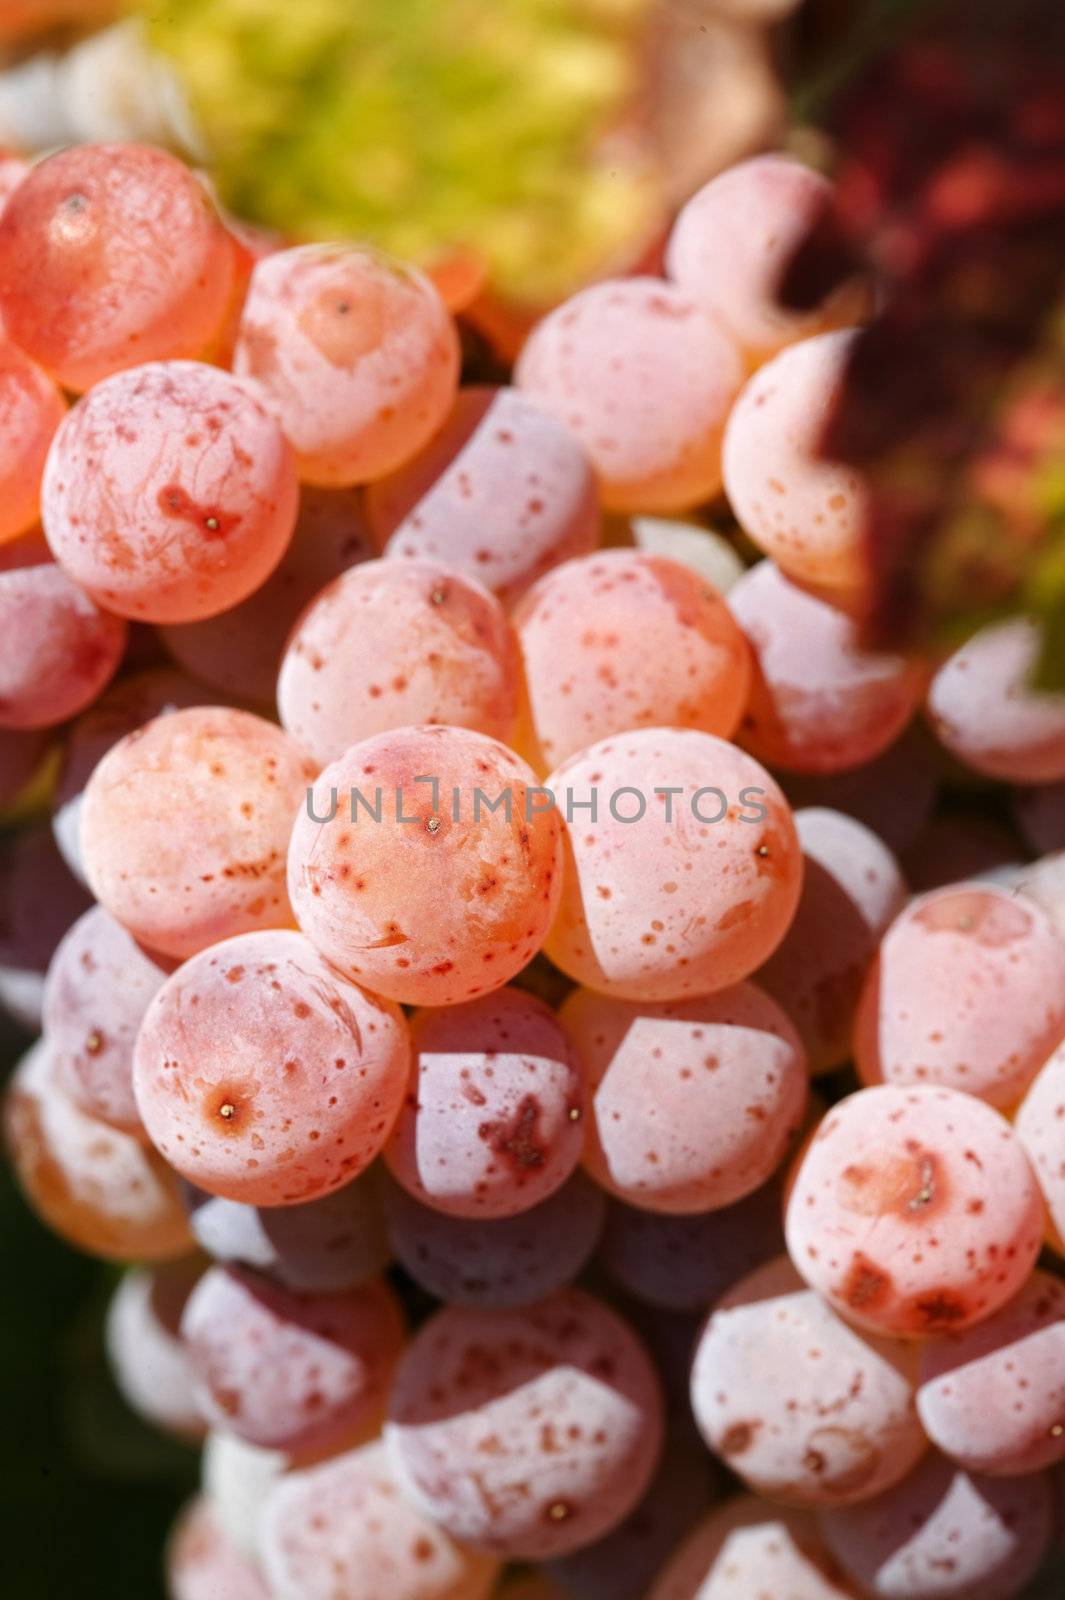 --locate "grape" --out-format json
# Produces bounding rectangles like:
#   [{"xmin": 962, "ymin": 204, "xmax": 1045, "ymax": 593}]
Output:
[
  {"xmin": 0, "ymin": 150, "xmax": 28, "ymax": 212},
  {"xmin": 1011, "ymin": 852, "xmax": 1065, "ymax": 942},
  {"xmin": 43, "ymin": 904, "xmax": 170, "ymax": 1132},
  {"xmin": 105, "ymin": 1259, "xmax": 204, "ymax": 1440},
  {"xmin": 289, "ymin": 724, "xmax": 563, "ymax": 1007},
  {"xmin": 915, "ymin": 1269, "xmax": 1065, "ymax": 1477},
  {"xmin": 0, "ymin": 822, "xmax": 92, "ymax": 1030},
  {"xmin": 515, "ymin": 277, "xmax": 744, "ymax": 513},
  {"xmin": 648, "ymin": 1495, "xmax": 857, "ymax": 1600},
  {"xmin": 854, "ymin": 885, "xmax": 1065, "ymax": 1108},
  {"xmin": 133, "ymin": 929, "xmax": 410, "ymax": 1206},
  {"xmin": 925, "ymin": 618, "xmax": 1065, "ymax": 783},
  {"xmin": 259, "ymin": 1438, "xmax": 500, "ymax": 1600},
  {"xmin": 364, "ymin": 385, "xmax": 600, "ymax": 605},
  {"xmin": 729, "ymin": 562, "xmax": 923, "ymax": 774},
  {"xmin": 543, "ymin": 728, "xmax": 803, "ymax": 1001},
  {"xmin": 784, "ymin": 1085, "xmax": 1045, "ymax": 1337},
  {"xmin": 385, "ymin": 1289, "xmax": 663, "ymax": 1560},
  {"xmin": 41, "ymin": 360, "xmax": 299, "ymax": 623},
  {"xmin": 3, "ymin": 1039, "xmax": 190, "ymax": 1260},
  {"xmin": 202, "ymin": 1429, "xmax": 289, "ymax": 1560},
  {"xmin": 900, "ymin": 813, "xmax": 1022, "ymax": 895},
  {"xmin": 781, "ymin": 728, "xmax": 939, "ymax": 857},
  {"xmin": 759, "ymin": 808, "xmax": 907, "ymax": 1074},
  {"xmin": 1014, "ymin": 1040, "xmax": 1065, "ymax": 1253},
  {"xmin": 562, "ymin": 981, "xmax": 807, "ymax": 1213},
  {"xmin": 167, "ymin": 1497, "xmax": 272, "ymax": 1600},
  {"xmin": 512, "ymin": 550, "xmax": 751, "ymax": 770},
  {"xmin": 180, "ymin": 1264, "xmax": 404, "ymax": 1453},
  {"xmin": 80, "ymin": 706, "xmax": 314, "ymax": 961},
  {"xmin": 818, "ymin": 1453, "xmax": 1053, "ymax": 1600},
  {"xmin": 233, "ymin": 243, "xmax": 460, "ymax": 486},
  {"xmin": 629, "ymin": 517, "xmax": 747, "ymax": 595},
  {"xmin": 0, "ymin": 340, "xmax": 65, "ymax": 546},
  {"xmin": 0, "ymin": 551, "xmax": 126, "ymax": 731},
  {"xmin": 278, "ymin": 559, "xmax": 518, "ymax": 766},
  {"xmin": 0, "ymin": 143, "xmax": 236, "ymax": 392},
  {"xmin": 722, "ymin": 331, "xmax": 869, "ymax": 589}
]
